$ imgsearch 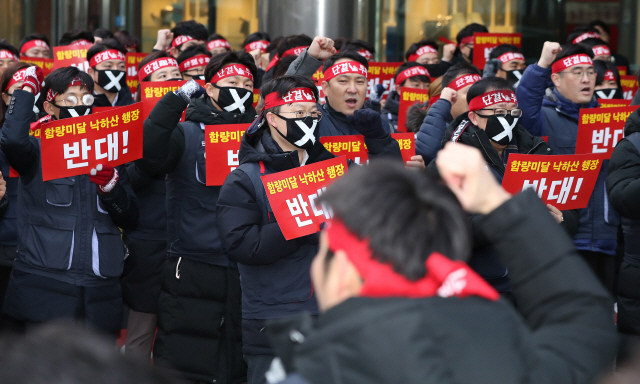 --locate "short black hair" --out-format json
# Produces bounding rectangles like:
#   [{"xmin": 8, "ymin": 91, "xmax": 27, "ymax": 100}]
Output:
[
  {"xmin": 342, "ymin": 39, "xmax": 375, "ymax": 54},
  {"xmin": 0, "ymin": 40, "xmax": 19, "ymax": 58},
  {"xmin": 208, "ymin": 33, "xmax": 228, "ymax": 42},
  {"xmin": 588, "ymin": 20, "xmax": 611, "ymax": 35},
  {"xmin": 405, "ymin": 40, "xmax": 438, "ymax": 61},
  {"xmin": 441, "ymin": 62, "xmax": 481, "ymax": 89},
  {"xmin": 406, "ymin": 104, "xmax": 428, "ymax": 133},
  {"xmin": 593, "ymin": 59, "xmax": 620, "ymax": 86},
  {"xmin": 488, "ymin": 44, "xmax": 523, "ymax": 60},
  {"xmin": 41, "ymin": 66, "xmax": 94, "ymax": 107},
  {"xmin": 466, "ymin": 77, "xmax": 514, "ymax": 104},
  {"xmin": 19, "ymin": 34, "xmax": 50, "ymax": 53},
  {"xmin": 177, "ymin": 44, "xmax": 211, "ymax": 66},
  {"xmin": 114, "ymin": 30, "xmax": 140, "ymax": 52},
  {"xmin": 566, "ymin": 25, "xmax": 601, "ymax": 44},
  {"xmin": 578, "ymin": 38, "xmax": 610, "ymax": 51},
  {"xmin": 273, "ymin": 55, "xmax": 297, "ymax": 79},
  {"xmin": 171, "ymin": 20, "xmax": 209, "ymax": 44},
  {"xmin": 59, "ymin": 30, "xmax": 95, "ymax": 46},
  {"xmin": 86, "ymin": 38, "xmax": 127, "ymax": 65},
  {"xmin": 1, "ymin": 62, "xmax": 33, "ymax": 127},
  {"xmin": 243, "ymin": 32, "xmax": 271, "ymax": 48},
  {"xmin": 322, "ymin": 51, "xmax": 369, "ymax": 73},
  {"xmin": 318, "ymin": 160, "xmax": 472, "ymax": 280},
  {"xmin": 266, "ymin": 36, "xmax": 284, "ymax": 57},
  {"xmin": 334, "ymin": 37, "xmax": 350, "ymax": 51},
  {"xmin": 93, "ymin": 28, "xmax": 115, "ymax": 40},
  {"xmin": 456, "ymin": 23, "xmax": 488, "ymax": 44},
  {"xmin": 553, "ymin": 43, "xmax": 594, "ymax": 66},
  {"xmin": 276, "ymin": 34, "xmax": 313, "ymax": 58},
  {"xmin": 259, "ymin": 75, "xmax": 319, "ymax": 115},
  {"xmin": 394, "ymin": 62, "xmax": 430, "ymax": 86},
  {"xmin": 204, "ymin": 50, "xmax": 257, "ymax": 84}
]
